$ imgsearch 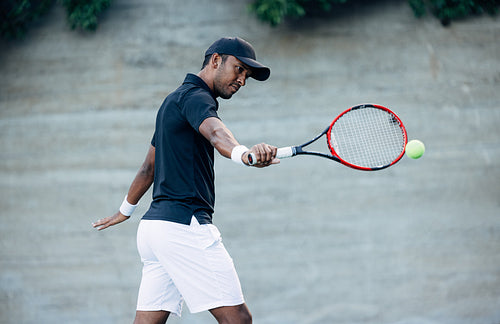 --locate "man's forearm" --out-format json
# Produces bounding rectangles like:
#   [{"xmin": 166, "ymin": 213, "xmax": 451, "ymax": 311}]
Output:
[
  {"xmin": 126, "ymin": 168, "xmax": 153, "ymax": 205},
  {"xmin": 126, "ymin": 145, "xmax": 155, "ymax": 205},
  {"xmin": 199, "ymin": 117, "xmax": 239, "ymax": 158},
  {"xmin": 208, "ymin": 125, "xmax": 239, "ymax": 158}
]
